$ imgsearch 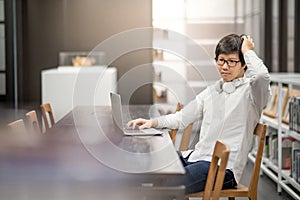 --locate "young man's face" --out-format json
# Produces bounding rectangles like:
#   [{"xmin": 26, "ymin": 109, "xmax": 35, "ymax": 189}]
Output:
[{"xmin": 216, "ymin": 53, "xmax": 246, "ymax": 82}]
